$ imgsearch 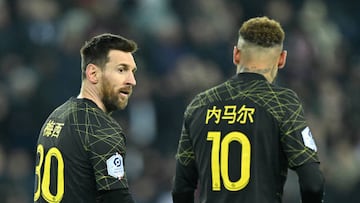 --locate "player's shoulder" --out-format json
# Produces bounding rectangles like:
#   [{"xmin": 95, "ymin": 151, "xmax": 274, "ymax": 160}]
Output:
[
  {"xmin": 52, "ymin": 98, "xmax": 96, "ymax": 116},
  {"xmin": 54, "ymin": 97, "xmax": 115, "ymax": 125},
  {"xmin": 183, "ymin": 82, "xmax": 227, "ymax": 119},
  {"xmin": 266, "ymin": 84, "xmax": 306, "ymax": 122},
  {"xmin": 271, "ymin": 84, "xmax": 301, "ymax": 102},
  {"xmin": 188, "ymin": 82, "xmax": 225, "ymax": 108}
]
